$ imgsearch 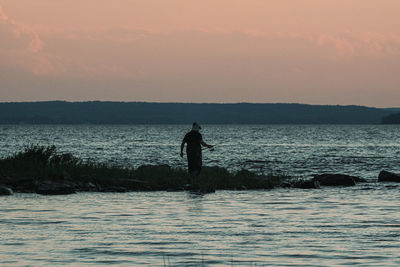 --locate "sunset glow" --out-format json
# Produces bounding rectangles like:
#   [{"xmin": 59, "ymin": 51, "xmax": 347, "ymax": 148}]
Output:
[{"xmin": 1, "ymin": 0, "xmax": 400, "ymax": 107}]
